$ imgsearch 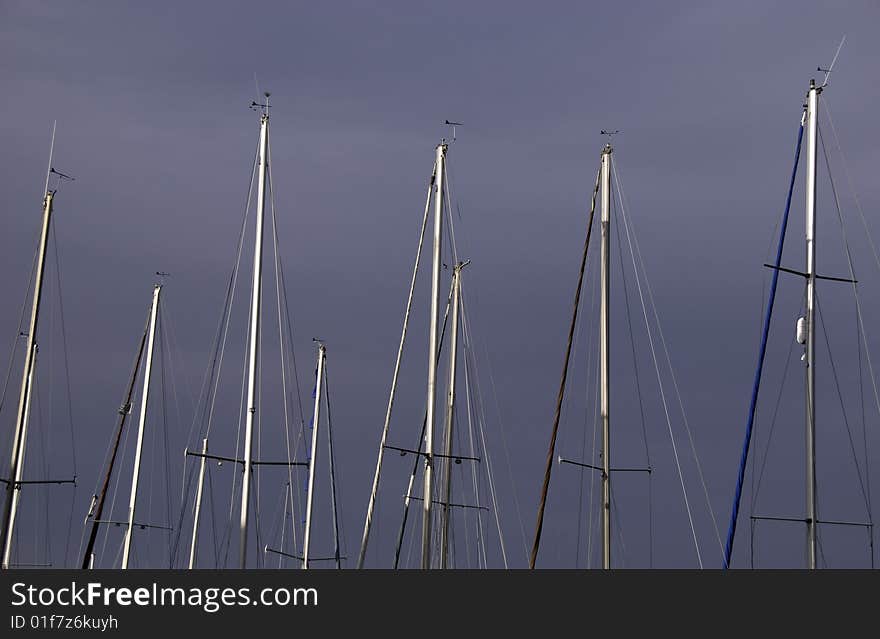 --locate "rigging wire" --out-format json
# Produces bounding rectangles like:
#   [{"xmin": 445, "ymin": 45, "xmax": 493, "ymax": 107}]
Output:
[
  {"xmin": 575, "ymin": 256, "xmax": 599, "ymax": 568},
  {"xmin": 159, "ymin": 302, "xmax": 191, "ymax": 565},
  {"xmin": 814, "ymin": 291, "xmax": 872, "ymax": 516},
  {"xmin": 750, "ymin": 307, "xmax": 800, "ymax": 506},
  {"xmin": 611, "ymin": 159, "xmax": 705, "ymax": 567},
  {"xmin": 818, "ymin": 122, "xmax": 880, "ymax": 426},
  {"xmin": 568, "ymin": 253, "xmax": 599, "ymax": 567},
  {"xmin": 529, "ymin": 162, "xmax": 602, "ymax": 568},
  {"xmin": 278, "ymin": 482, "xmax": 290, "ymax": 567},
  {"xmin": 443, "ymin": 161, "xmax": 510, "ymax": 567},
  {"xmin": 462, "ymin": 358, "xmax": 485, "ymax": 567},
  {"xmin": 267, "ymin": 148, "xmax": 304, "ymax": 558},
  {"xmin": 613, "ymin": 157, "xmax": 726, "ymax": 561},
  {"xmin": 169, "ymin": 140, "xmax": 258, "ymax": 566},
  {"xmin": 463, "ymin": 339, "xmax": 487, "ymax": 567},
  {"xmin": 276, "ymin": 254, "xmax": 308, "ymax": 533},
  {"xmin": 451, "ymin": 401, "xmax": 467, "ymax": 568},
  {"xmin": 159, "ymin": 310, "xmax": 175, "ymax": 566},
  {"xmin": 818, "ymin": 122, "xmax": 879, "ymax": 529},
  {"xmin": 45, "ymin": 221, "xmax": 78, "ymax": 567},
  {"xmin": 160, "ymin": 298, "xmax": 198, "ymax": 561},
  {"xmin": 219, "ymin": 213, "xmax": 262, "ymax": 568},
  {"xmin": 0, "ymin": 230, "xmax": 39, "ymax": 424},
  {"xmin": 551, "ymin": 233, "xmax": 596, "ymax": 566},
  {"xmin": 616, "ymin": 165, "xmax": 723, "ymax": 560},
  {"xmin": 614, "ymin": 190, "xmax": 654, "ymax": 567},
  {"xmin": 208, "ymin": 461, "xmax": 219, "ymax": 567},
  {"xmin": 610, "ymin": 487, "xmax": 628, "ymax": 567},
  {"xmin": 390, "ymin": 280, "xmax": 455, "ymax": 569},
  {"xmin": 161, "ymin": 298, "xmax": 196, "ymax": 425},
  {"xmin": 856, "ymin": 299, "xmax": 872, "ymax": 564},
  {"xmin": 460, "ymin": 304, "xmax": 488, "ymax": 566},
  {"xmin": 824, "ymin": 101, "xmax": 880, "ymax": 273},
  {"xmin": 263, "ymin": 481, "xmax": 288, "ymax": 564},
  {"xmin": 459, "ymin": 294, "xmax": 509, "ymax": 567},
  {"xmin": 324, "ymin": 355, "xmax": 343, "ymax": 568},
  {"xmin": 445, "ymin": 156, "xmax": 528, "ymax": 563}
]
